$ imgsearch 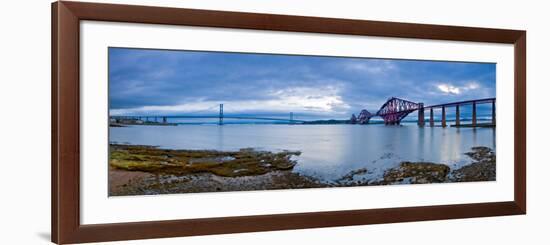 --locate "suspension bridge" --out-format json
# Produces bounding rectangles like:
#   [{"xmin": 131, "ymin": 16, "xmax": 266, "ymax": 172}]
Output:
[
  {"xmin": 111, "ymin": 104, "xmax": 304, "ymax": 125},
  {"xmin": 110, "ymin": 97, "xmax": 495, "ymax": 127}
]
